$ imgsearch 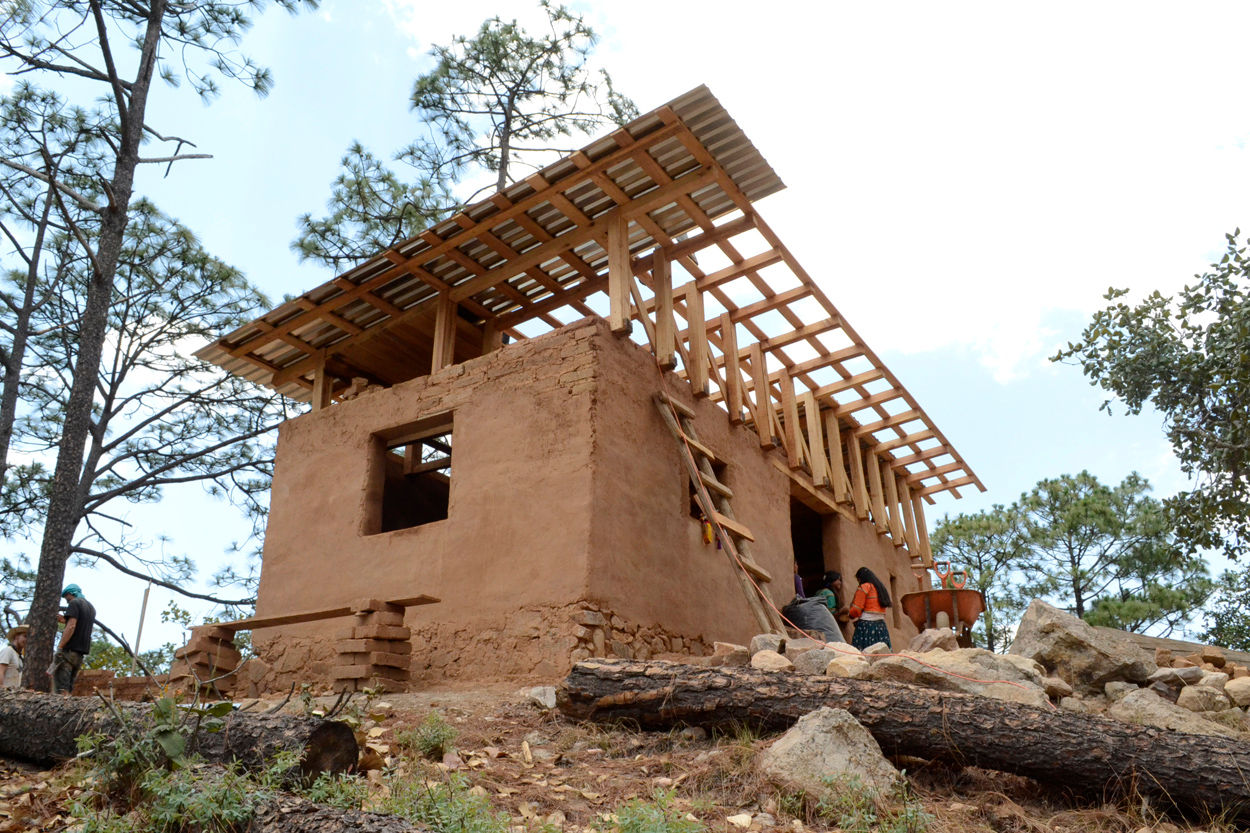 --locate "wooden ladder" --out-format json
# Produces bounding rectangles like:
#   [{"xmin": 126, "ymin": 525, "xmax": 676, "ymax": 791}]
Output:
[{"xmin": 655, "ymin": 392, "xmax": 787, "ymax": 635}]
